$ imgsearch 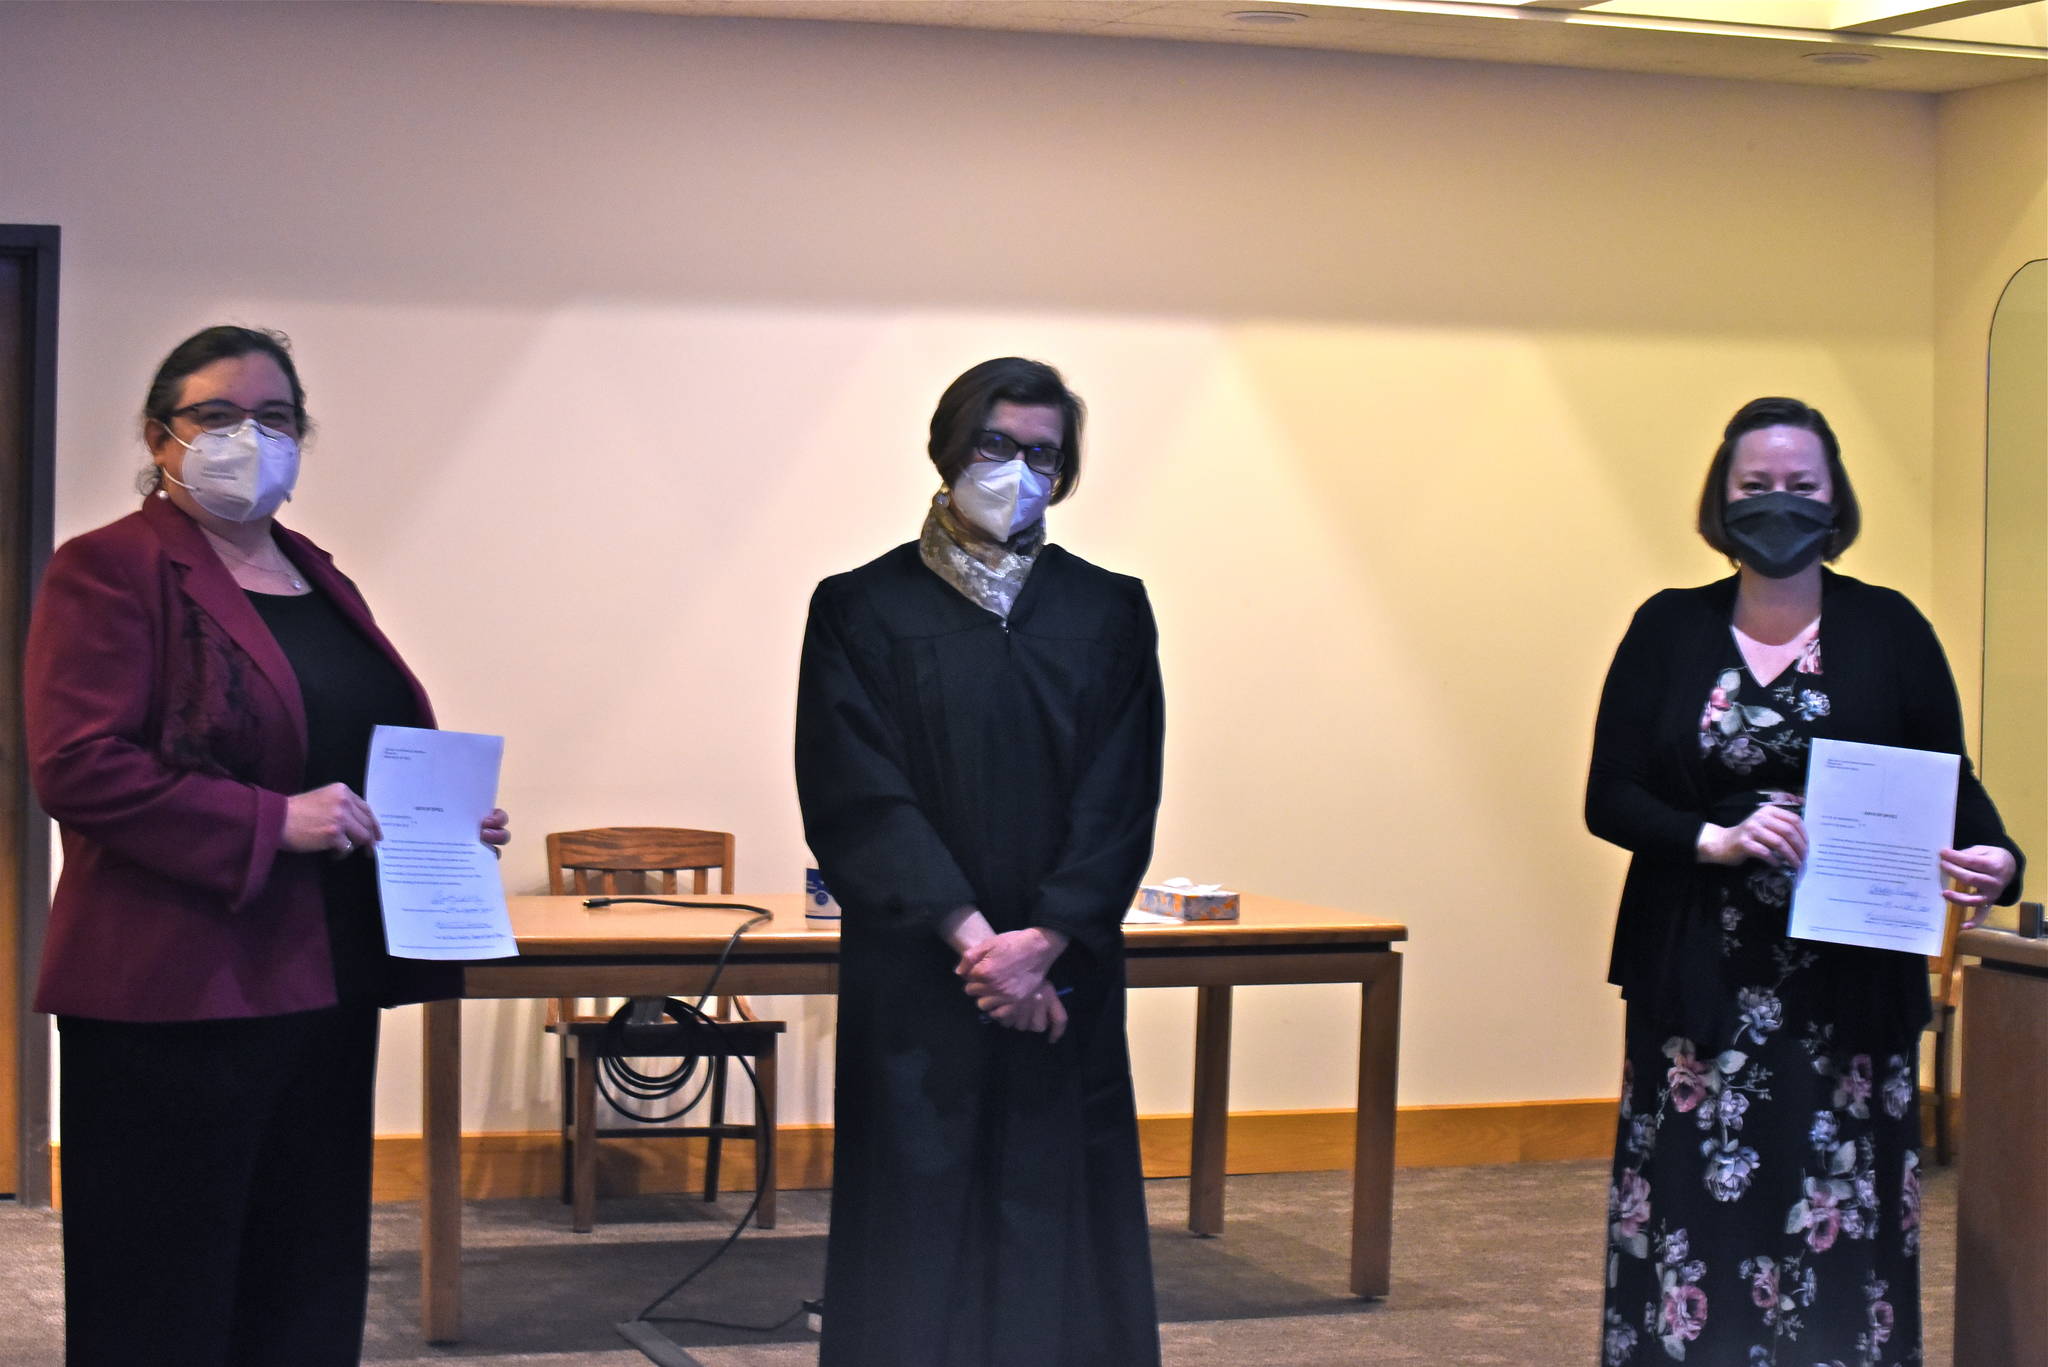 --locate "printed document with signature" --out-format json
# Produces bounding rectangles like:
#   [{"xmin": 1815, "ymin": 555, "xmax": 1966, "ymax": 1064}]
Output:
[
  {"xmin": 1788, "ymin": 738, "xmax": 1958, "ymax": 957},
  {"xmin": 364, "ymin": 725, "xmax": 518, "ymax": 960}
]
